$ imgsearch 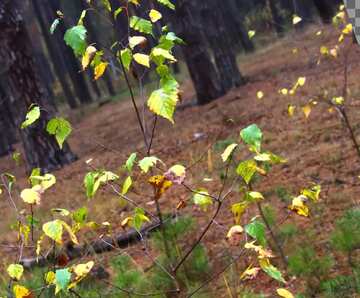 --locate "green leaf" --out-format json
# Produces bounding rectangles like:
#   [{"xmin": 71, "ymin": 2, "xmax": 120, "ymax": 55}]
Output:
[
  {"xmin": 114, "ymin": 7, "xmax": 123, "ymax": 19},
  {"xmin": 101, "ymin": 0, "xmax": 111, "ymax": 11},
  {"xmin": 193, "ymin": 189, "xmax": 213, "ymax": 211},
  {"xmin": 240, "ymin": 124, "xmax": 263, "ymax": 152},
  {"xmin": 260, "ymin": 261, "xmax": 286, "ymax": 283},
  {"xmin": 301, "ymin": 185, "xmax": 321, "ymax": 202},
  {"xmin": 64, "ymin": 25, "xmax": 87, "ymax": 56},
  {"xmin": 130, "ymin": 16, "xmax": 153, "ymax": 35},
  {"xmin": 122, "ymin": 176, "xmax": 132, "ymax": 195},
  {"xmin": 125, "ymin": 153, "xmax": 137, "ymax": 172},
  {"xmin": 21, "ymin": 105, "xmax": 40, "ymax": 129},
  {"xmin": 46, "ymin": 118, "xmax": 72, "ymax": 149},
  {"xmin": 84, "ymin": 171, "xmax": 119, "ymax": 199},
  {"xmin": 245, "ymin": 219, "xmax": 266, "ymax": 246},
  {"xmin": 133, "ymin": 208, "xmax": 150, "ymax": 231},
  {"xmin": 50, "ymin": 18, "xmax": 60, "ymax": 34},
  {"xmin": 236, "ymin": 160, "xmax": 257, "ymax": 184},
  {"xmin": 7, "ymin": 264, "xmax": 24, "ymax": 281},
  {"xmin": 246, "ymin": 191, "xmax": 264, "ymax": 202},
  {"xmin": 156, "ymin": 0, "xmax": 175, "ymax": 10},
  {"xmin": 138, "ymin": 156, "xmax": 161, "ymax": 173},
  {"xmin": 55, "ymin": 268, "xmax": 71, "ymax": 294},
  {"xmin": 151, "ymin": 47, "xmax": 176, "ymax": 64},
  {"xmin": 119, "ymin": 48, "xmax": 132, "ymax": 71},
  {"xmin": 43, "ymin": 220, "xmax": 63, "ymax": 244},
  {"xmin": 77, "ymin": 10, "xmax": 87, "ymax": 26},
  {"xmin": 84, "ymin": 172, "xmax": 96, "ymax": 199},
  {"xmin": 72, "ymin": 207, "xmax": 88, "ymax": 224},
  {"xmin": 147, "ymin": 76, "xmax": 179, "ymax": 123},
  {"xmin": 133, "ymin": 53, "xmax": 150, "ymax": 68}
]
